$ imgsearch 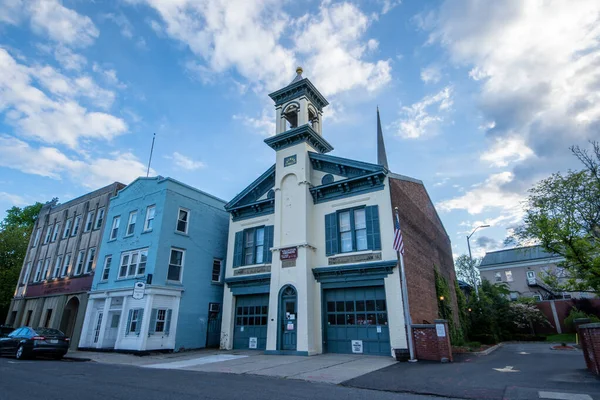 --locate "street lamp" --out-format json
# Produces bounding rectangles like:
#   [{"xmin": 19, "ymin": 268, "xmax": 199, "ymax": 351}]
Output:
[{"xmin": 467, "ymin": 225, "xmax": 490, "ymax": 296}]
